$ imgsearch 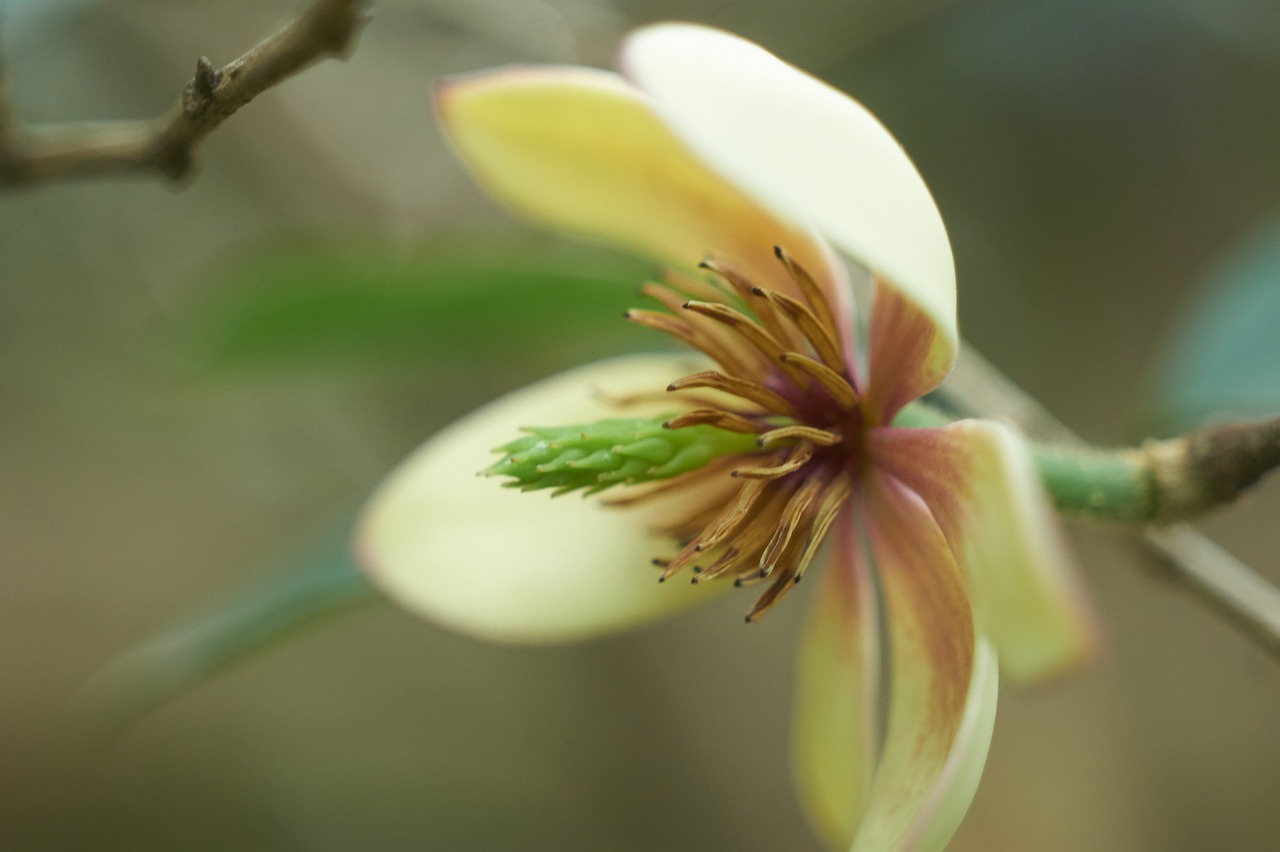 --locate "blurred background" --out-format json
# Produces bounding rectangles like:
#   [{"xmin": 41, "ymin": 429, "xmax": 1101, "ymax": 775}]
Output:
[{"xmin": 3, "ymin": 0, "xmax": 1280, "ymax": 848}]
